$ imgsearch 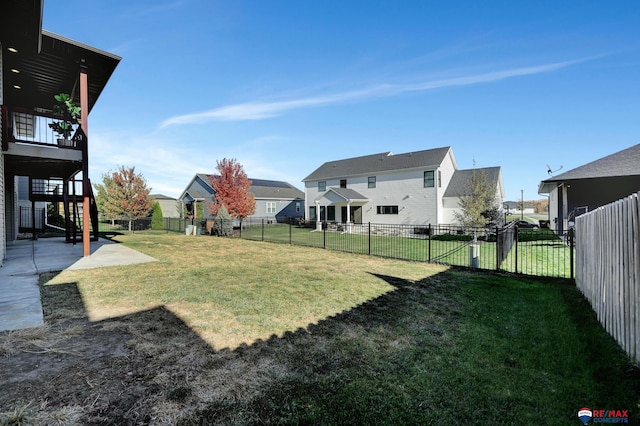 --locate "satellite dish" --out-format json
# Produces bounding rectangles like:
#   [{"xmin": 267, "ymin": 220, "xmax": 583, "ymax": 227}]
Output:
[{"xmin": 547, "ymin": 164, "xmax": 563, "ymax": 175}]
